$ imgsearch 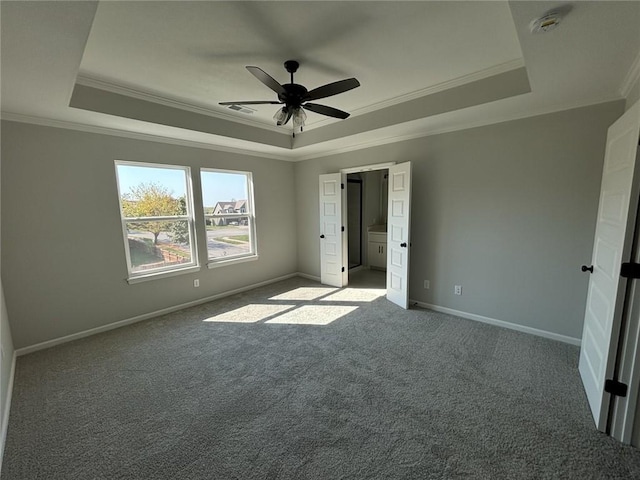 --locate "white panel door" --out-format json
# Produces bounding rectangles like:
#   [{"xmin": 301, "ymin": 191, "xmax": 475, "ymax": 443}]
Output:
[
  {"xmin": 579, "ymin": 100, "xmax": 640, "ymax": 432},
  {"xmin": 319, "ymin": 173, "xmax": 347, "ymax": 288},
  {"xmin": 386, "ymin": 161, "xmax": 412, "ymax": 308}
]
